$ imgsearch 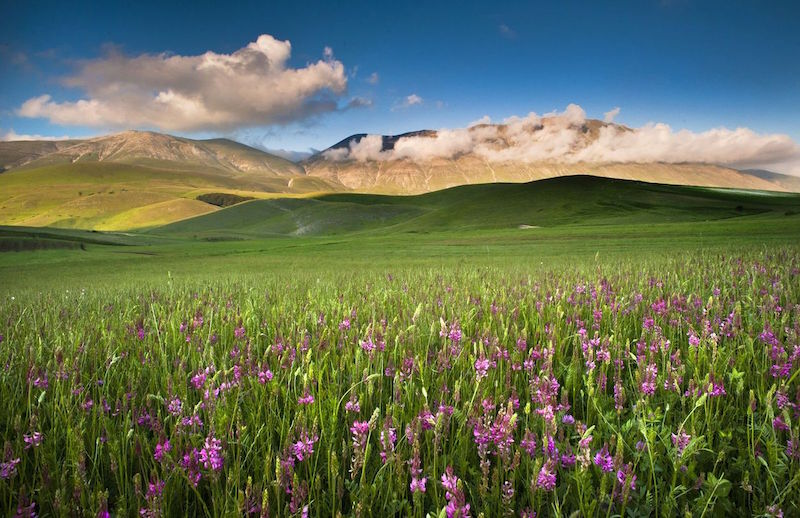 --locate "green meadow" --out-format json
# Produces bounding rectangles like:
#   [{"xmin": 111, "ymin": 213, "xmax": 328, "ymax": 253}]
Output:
[{"xmin": 1, "ymin": 177, "xmax": 800, "ymax": 516}]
